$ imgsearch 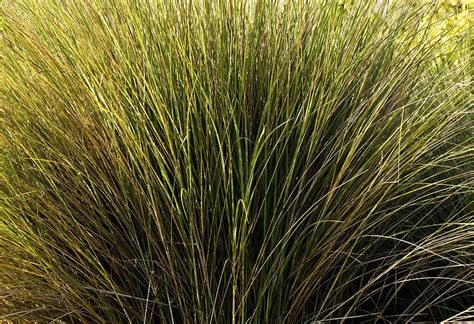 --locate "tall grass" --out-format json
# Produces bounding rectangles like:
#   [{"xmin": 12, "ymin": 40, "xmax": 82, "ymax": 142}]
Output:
[{"xmin": 0, "ymin": 0, "xmax": 472, "ymax": 322}]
